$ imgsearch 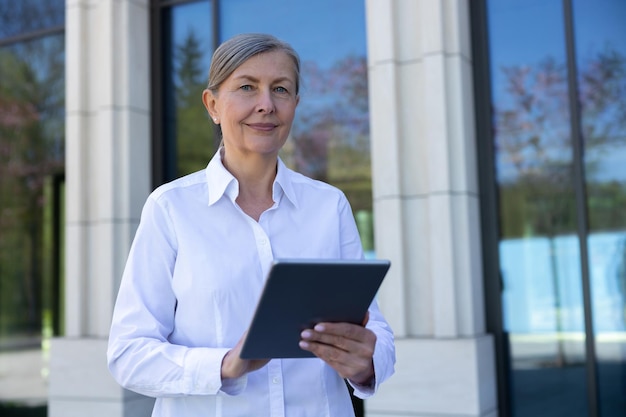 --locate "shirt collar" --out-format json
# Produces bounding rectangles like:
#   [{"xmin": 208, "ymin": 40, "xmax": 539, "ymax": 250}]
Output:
[
  {"xmin": 275, "ymin": 157, "xmax": 299, "ymax": 209},
  {"xmin": 205, "ymin": 148, "xmax": 299, "ymax": 209},
  {"xmin": 206, "ymin": 148, "xmax": 237, "ymax": 206}
]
